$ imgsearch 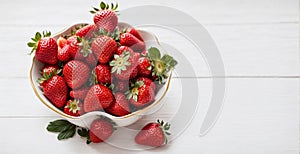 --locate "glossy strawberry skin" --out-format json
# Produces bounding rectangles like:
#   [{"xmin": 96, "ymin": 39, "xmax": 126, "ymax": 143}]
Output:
[
  {"xmin": 92, "ymin": 35, "xmax": 117, "ymax": 64},
  {"xmin": 120, "ymin": 33, "xmax": 145, "ymax": 52},
  {"xmin": 116, "ymin": 46, "xmax": 134, "ymax": 55},
  {"xmin": 63, "ymin": 100, "xmax": 83, "ymax": 116},
  {"xmin": 136, "ymin": 77, "xmax": 156, "ymax": 91},
  {"xmin": 106, "ymin": 93, "xmax": 130, "ymax": 117},
  {"xmin": 57, "ymin": 45, "xmax": 72, "ymax": 62},
  {"xmin": 95, "ymin": 64, "xmax": 112, "ymax": 84},
  {"xmin": 67, "ymin": 35, "xmax": 77, "ymax": 45},
  {"xmin": 135, "ymin": 123, "xmax": 165, "ymax": 147},
  {"xmin": 130, "ymin": 84, "xmax": 155, "ymax": 108},
  {"xmin": 137, "ymin": 57, "xmax": 152, "ymax": 77},
  {"xmin": 63, "ymin": 60, "xmax": 91, "ymax": 89},
  {"xmin": 76, "ymin": 24, "xmax": 97, "ymax": 38},
  {"xmin": 89, "ymin": 119, "xmax": 114, "ymax": 143},
  {"xmin": 93, "ymin": 10, "xmax": 118, "ymax": 32},
  {"xmin": 36, "ymin": 37, "xmax": 58, "ymax": 65},
  {"xmin": 69, "ymin": 87, "xmax": 90, "ymax": 101},
  {"xmin": 127, "ymin": 28, "xmax": 144, "ymax": 41},
  {"xmin": 42, "ymin": 76, "xmax": 68, "ymax": 108},
  {"xmin": 84, "ymin": 84, "xmax": 114, "ymax": 112},
  {"xmin": 41, "ymin": 65, "xmax": 58, "ymax": 76},
  {"xmin": 57, "ymin": 36, "xmax": 67, "ymax": 48}
]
